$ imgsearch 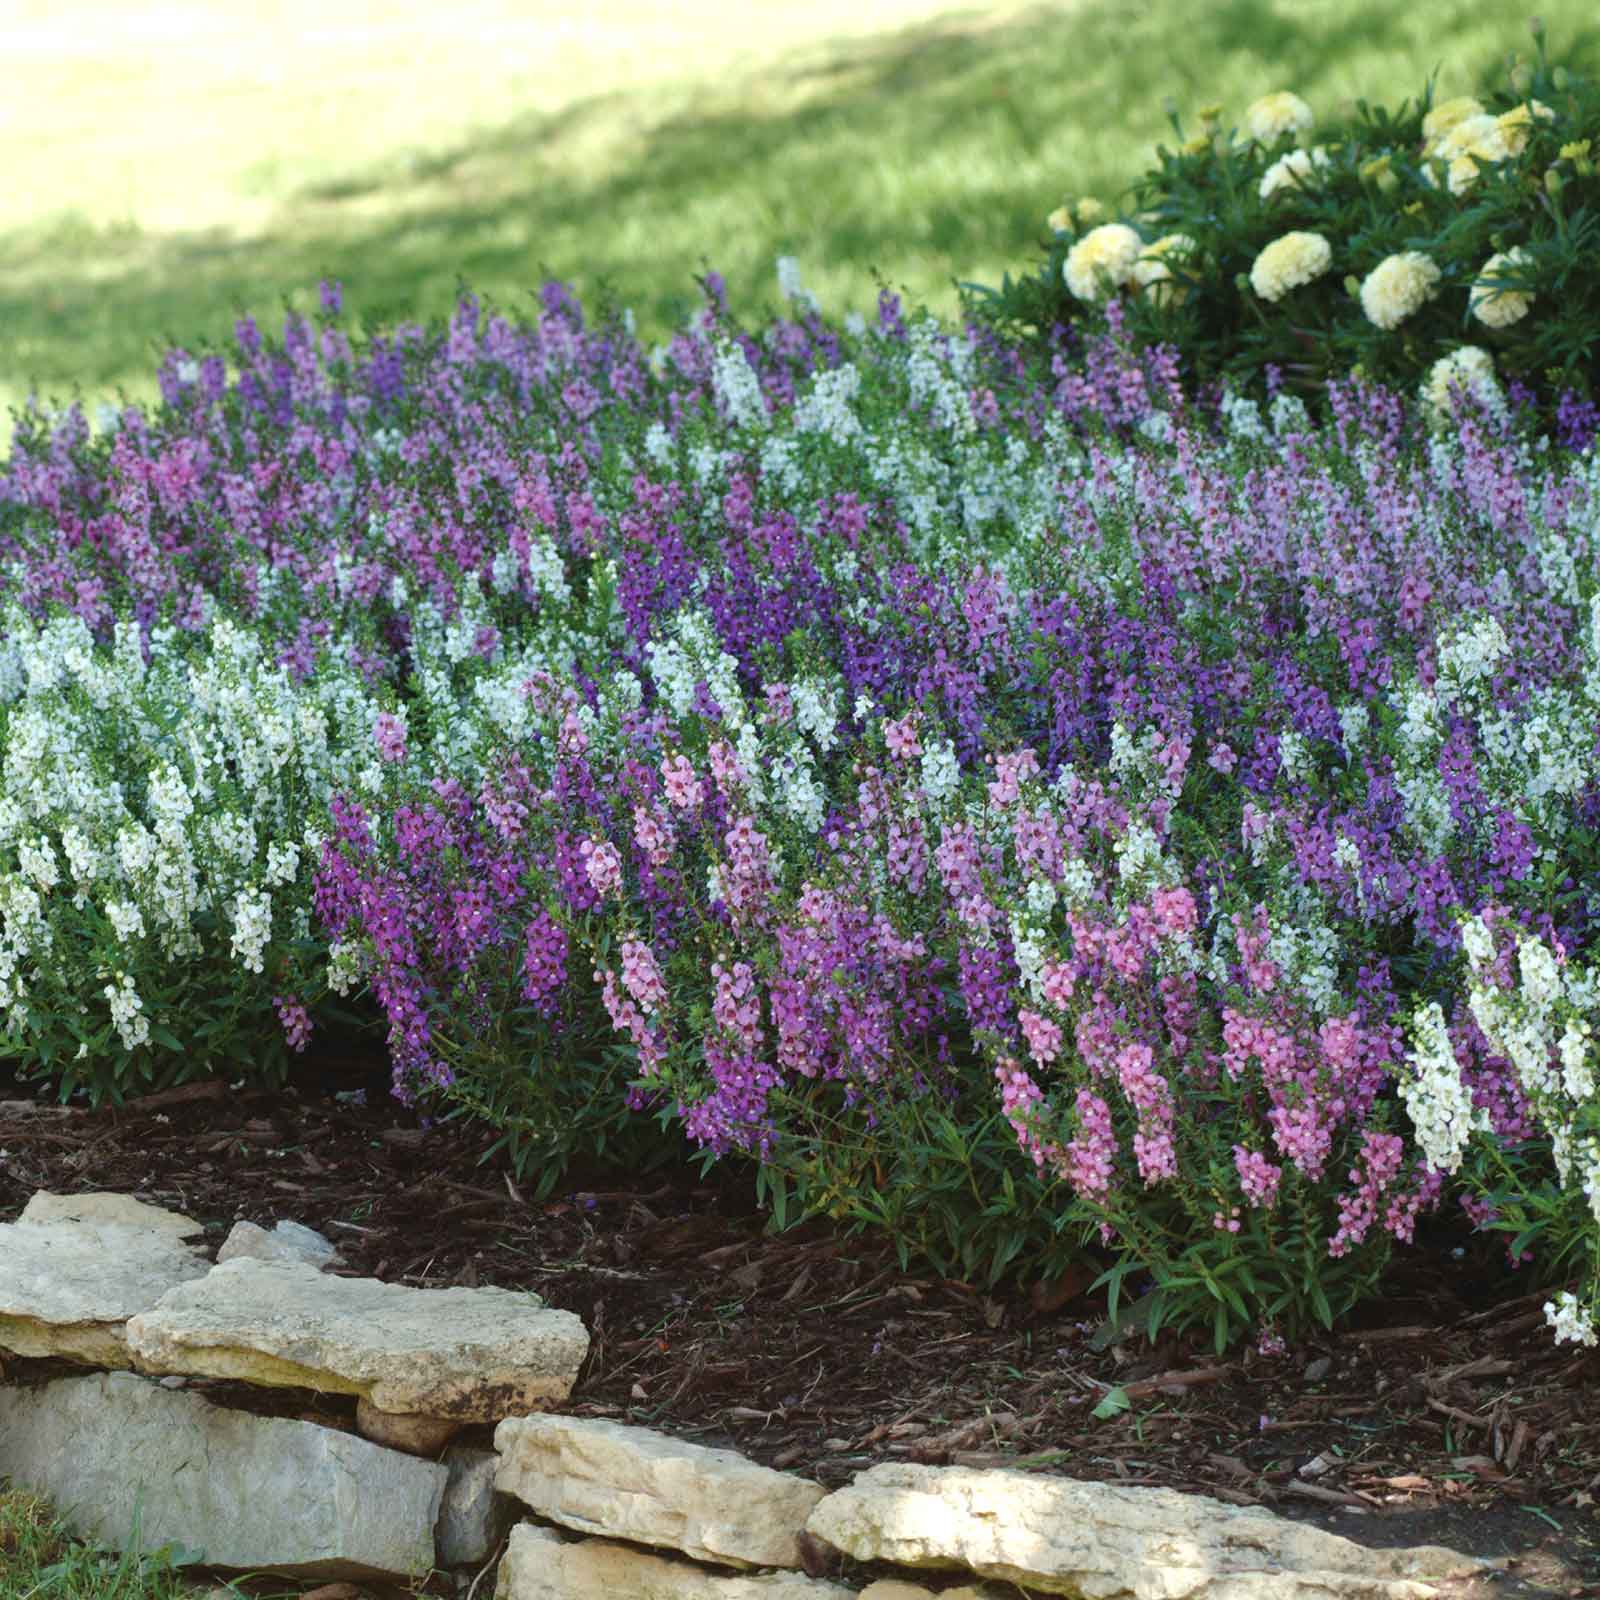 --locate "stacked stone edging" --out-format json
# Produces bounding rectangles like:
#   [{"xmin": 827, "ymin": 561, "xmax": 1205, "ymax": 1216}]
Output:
[
  {"xmin": 0, "ymin": 1372, "xmax": 445, "ymax": 1580},
  {"xmin": 0, "ymin": 1192, "xmax": 1494, "ymax": 1597}
]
